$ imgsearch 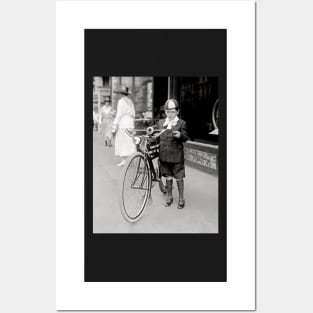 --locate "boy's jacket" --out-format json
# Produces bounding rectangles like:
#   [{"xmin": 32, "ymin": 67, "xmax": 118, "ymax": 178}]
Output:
[{"xmin": 157, "ymin": 119, "xmax": 188, "ymax": 163}]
